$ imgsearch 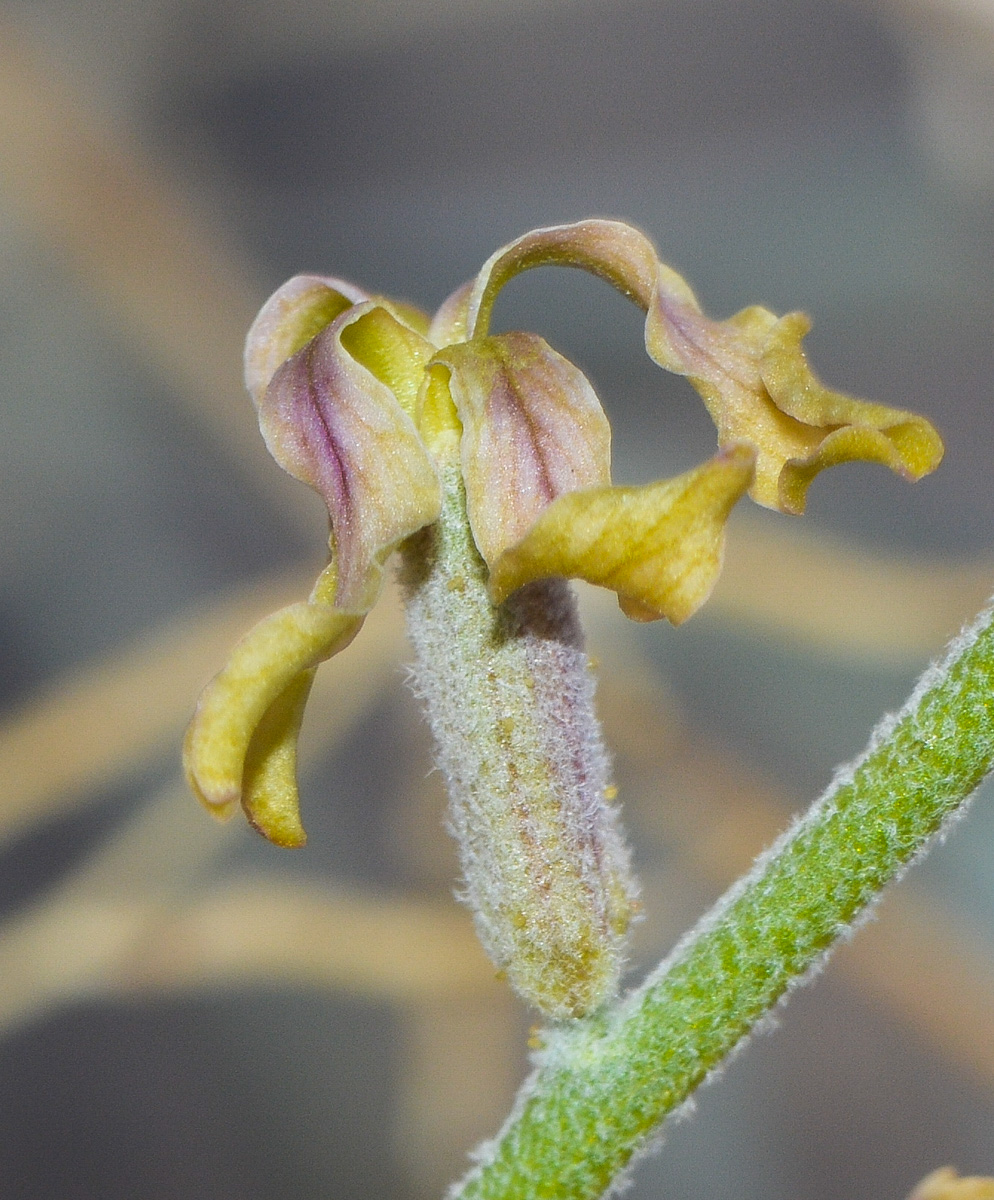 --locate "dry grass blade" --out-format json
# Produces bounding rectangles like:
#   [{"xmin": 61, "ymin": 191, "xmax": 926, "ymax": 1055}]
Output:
[
  {"xmin": 0, "ymin": 781, "xmax": 499, "ymax": 1036},
  {"xmin": 116, "ymin": 878, "xmax": 497, "ymax": 1003},
  {"xmin": 714, "ymin": 515, "xmax": 994, "ymax": 666},
  {"xmin": 0, "ymin": 17, "xmax": 315, "ymax": 531},
  {"xmin": 0, "ymin": 779, "xmax": 230, "ymax": 1033}
]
